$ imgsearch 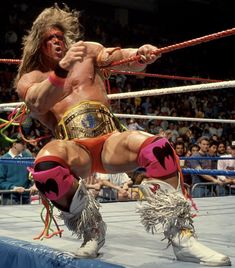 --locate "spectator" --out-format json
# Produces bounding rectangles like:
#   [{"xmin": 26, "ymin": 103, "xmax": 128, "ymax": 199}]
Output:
[
  {"xmin": 130, "ymin": 169, "xmax": 147, "ymax": 200},
  {"xmin": 217, "ymin": 141, "xmax": 226, "ymax": 156},
  {"xmin": 127, "ymin": 118, "xmax": 145, "ymax": 131},
  {"xmin": 95, "ymin": 172, "xmax": 133, "ymax": 201},
  {"xmin": 226, "ymin": 145, "xmax": 232, "ymax": 155},
  {"xmin": 174, "ymin": 141, "xmax": 186, "ymax": 168},
  {"xmin": 217, "ymin": 141, "xmax": 235, "ymax": 194},
  {"xmin": 167, "ymin": 123, "xmax": 179, "ymax": 143},
  {"xmin": 189, "ymin": 144, "xmax": 200, "ymax": 156},
  {"xmin": 208, "ymin": 140, "xmax": 219, "ymax": 169},
  {"xmin": 0, "ymin": 134, "xmax": 35, "ymax": 205},
  {"xmin": 184, "ymin": 144, "xmax": 200, "ymax": 186},
  {"xmin": 190, "ymin": 137, "xmax": 222, "ymax": 198},
  {"xmin": 175, "ymin": 141, "xmax": 186, "ymax": 157}
]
